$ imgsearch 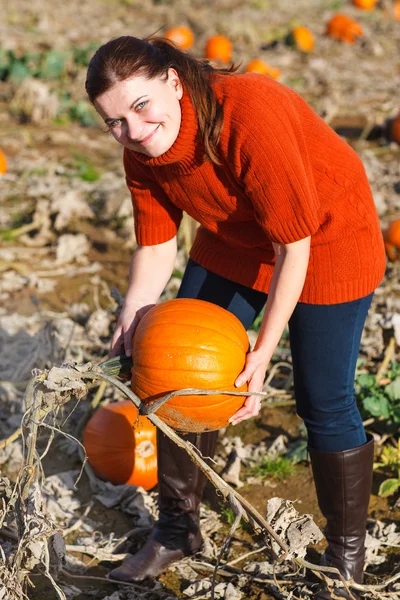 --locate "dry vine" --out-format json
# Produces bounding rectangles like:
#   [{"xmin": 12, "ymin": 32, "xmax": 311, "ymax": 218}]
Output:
[{"xmin": 0, "ymin": 359, "xmax": 399, "ymax": 600}]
